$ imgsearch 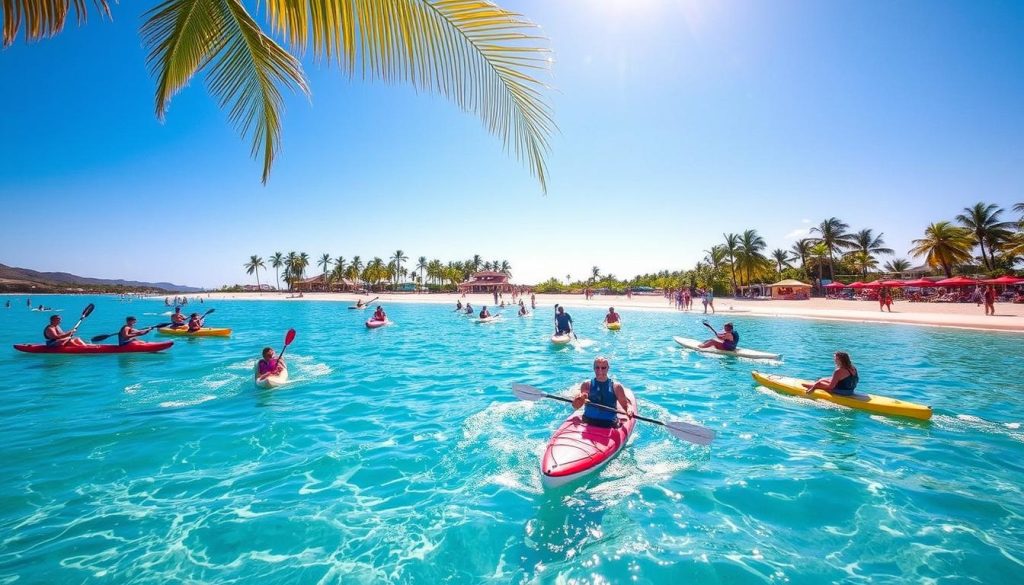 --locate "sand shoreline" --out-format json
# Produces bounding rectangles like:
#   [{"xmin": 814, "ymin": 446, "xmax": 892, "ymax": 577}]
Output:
[{"xmin": 185, "ymin": 291, "xmax": 1024, "ymax": 334}]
